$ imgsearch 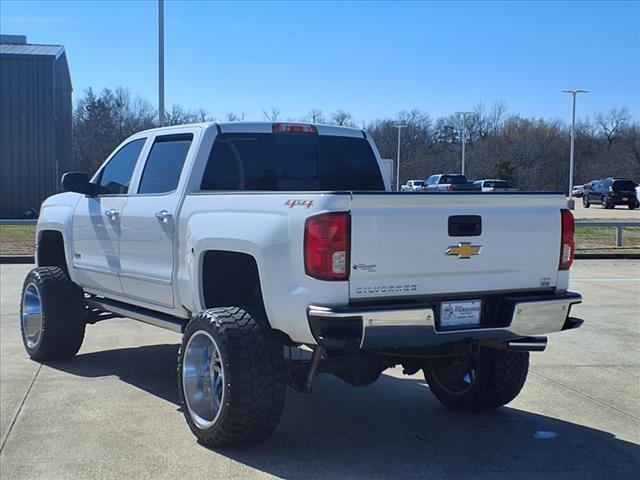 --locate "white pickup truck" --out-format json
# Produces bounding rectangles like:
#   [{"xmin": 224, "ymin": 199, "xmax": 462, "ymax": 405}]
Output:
[{"xmin": 20, "ymin": 122, "xmax": 583, "ymax": 447}]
